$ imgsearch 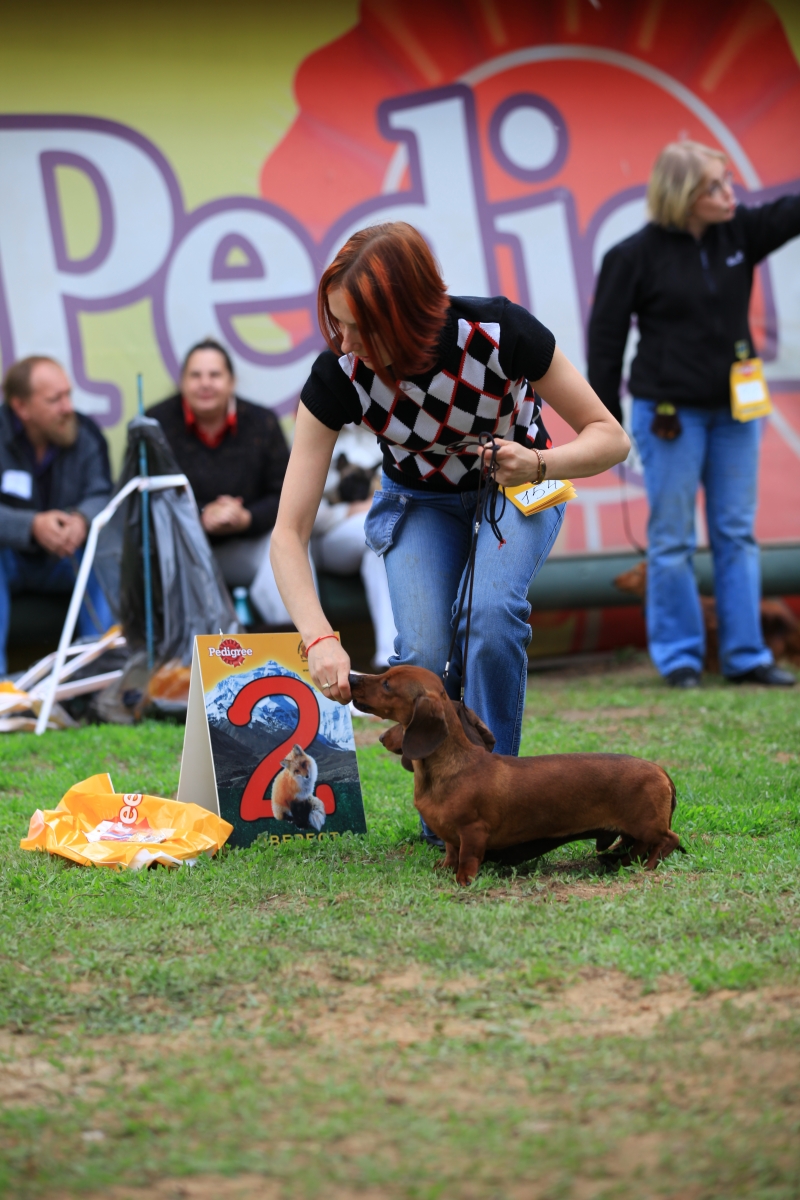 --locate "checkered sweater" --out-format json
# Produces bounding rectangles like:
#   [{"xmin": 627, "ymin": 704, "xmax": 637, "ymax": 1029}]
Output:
[{"xmin": 301, "ymin": 296, "xmax": 555, "ymax": 492}]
